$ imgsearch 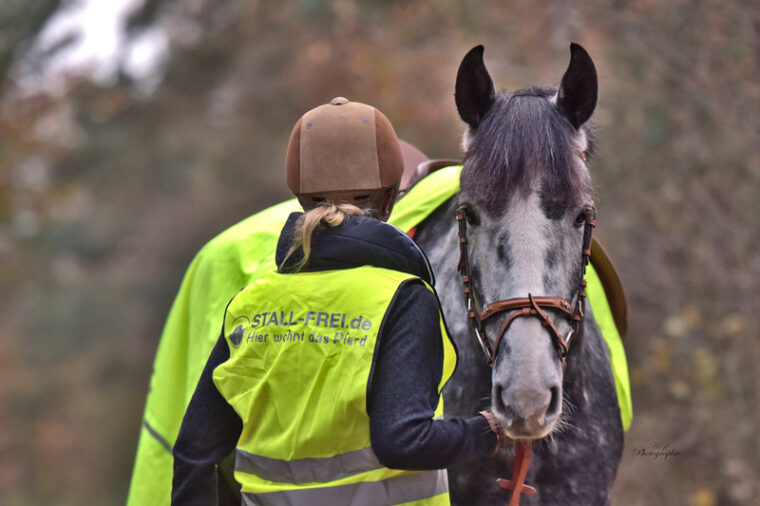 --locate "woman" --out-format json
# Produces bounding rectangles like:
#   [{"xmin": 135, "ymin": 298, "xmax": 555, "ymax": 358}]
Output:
[{"xmin": 171, "ymin": 98, "xmax": 504, "ymax": 506}]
